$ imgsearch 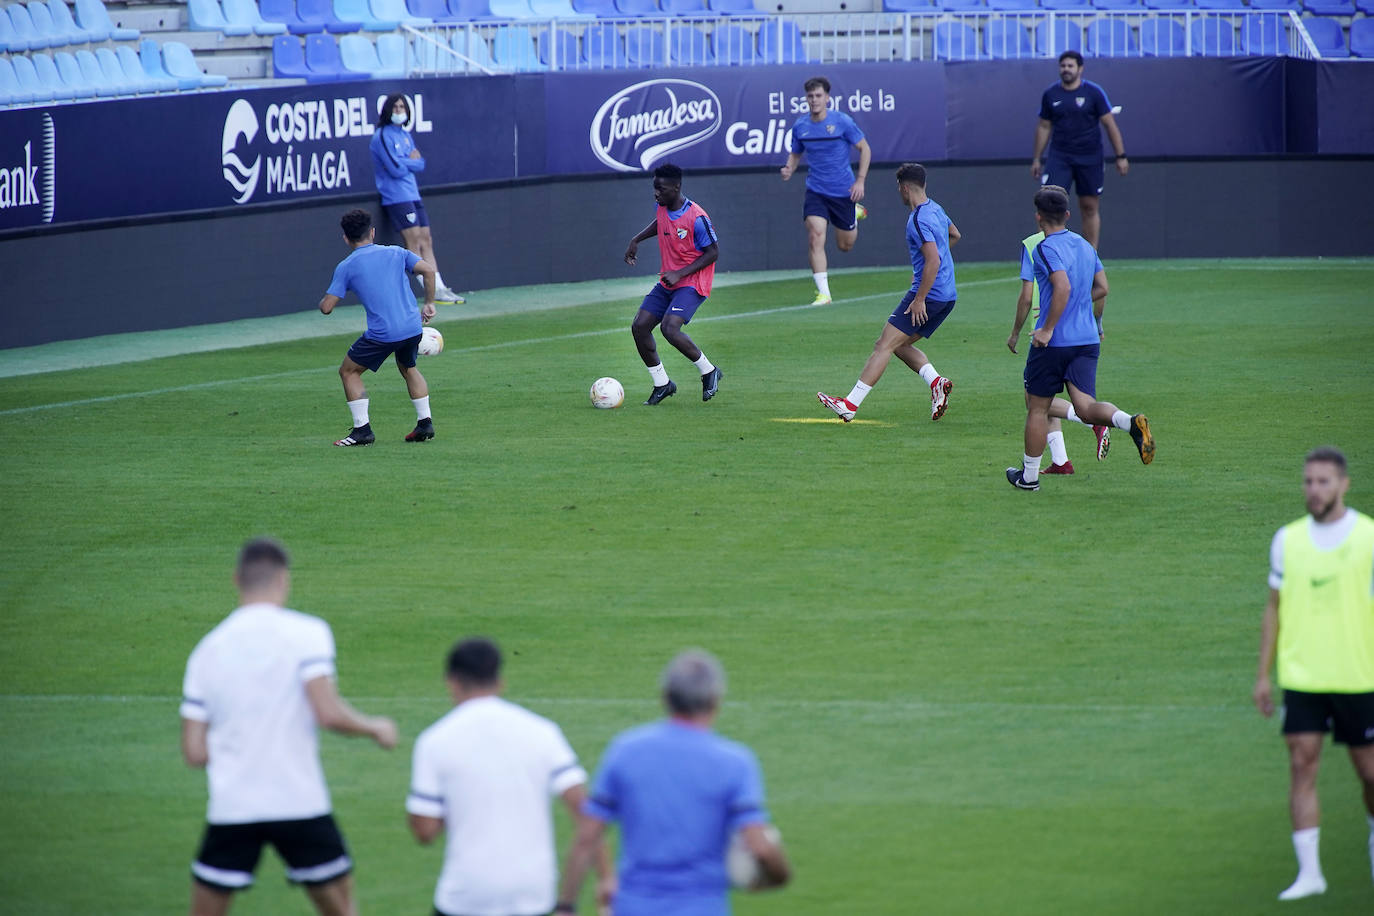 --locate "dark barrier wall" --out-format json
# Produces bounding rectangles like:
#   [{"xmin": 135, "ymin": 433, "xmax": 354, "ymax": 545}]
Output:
[{"xmin": 4, "ymin": 157, "xmax": 1373, "ymax": 349}]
